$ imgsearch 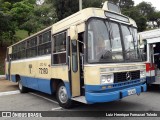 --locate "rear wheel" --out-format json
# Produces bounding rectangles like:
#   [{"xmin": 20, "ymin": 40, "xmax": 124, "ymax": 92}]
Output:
[
  {"xmin": 18, "ymin": 77, "xmax": 28, "ymax": 93},
  {"xmin": 56, "ymin": 82, "xmax": 73, "ymax": 109}
]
